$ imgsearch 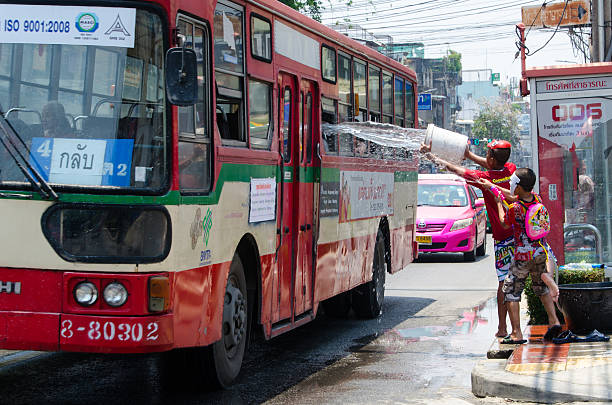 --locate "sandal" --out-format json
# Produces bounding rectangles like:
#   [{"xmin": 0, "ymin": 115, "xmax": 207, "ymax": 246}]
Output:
[
  {"xmin": 501, "ymin": 337, "xmax": 527, "ymax": 345},
  {"xmin": 543, "ymin": 324, "xmax": 562, "ymax": 341},
  {"xmin": 584, "ymin": 329, "xmax": 610, "ymax": 342},
  {"xmin": 553, "ymin": 330, "xmax": 585, "ymax": 344}
]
